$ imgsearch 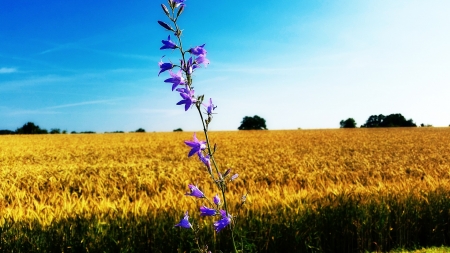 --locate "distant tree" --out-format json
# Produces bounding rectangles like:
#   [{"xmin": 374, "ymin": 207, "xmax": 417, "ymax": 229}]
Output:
[
  {"xmin": 62, "ymin": 130, "xmax": 67, "ymax": 134},
  {"xmin": 136, "ymin": 128, "xmax": 146, "ymax": 133},
  {"xmin": 340, "ymin": 118, "xmax": 357, "ymax": 128},
  {"xmin": 80, "ymin": 131, "xmax": 95, "ymax": 134},
  {"xmin": 16, "ymin": 122, "xmax": 48, "ymax": 134},
  {"xmin": 238, "ymin": 115, "xmax": 267, "ymax": 130},
  {"xmin": 173, "ymin": 128, "xmax": 183, "ymax": 132},
  {"xmin": 360, "ymin": 114, "xmax": 385, "ymax": 128},
  {"xmin": 0, "ymin": 130, "xmax": 15, "ymax": 135},
  {"xmin": 71, "ymin": 131, "xmax": 77, "ymax": 134},
  {"xmin": 361, "ymin": 113, "xmax": 416, "ymax": 128},
  {"xmin": 50, "ymin": 128, "xmax": 61, "ymax": 134}
]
